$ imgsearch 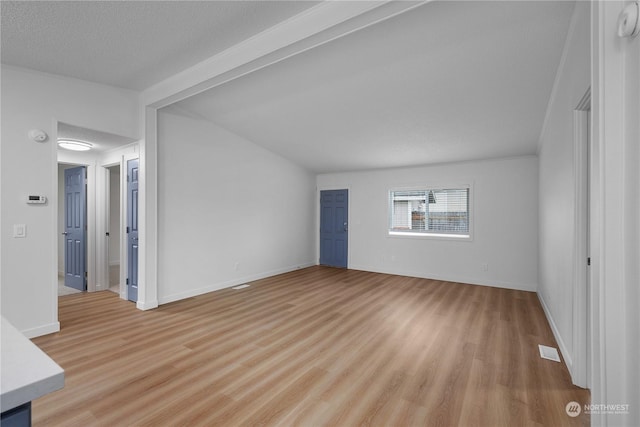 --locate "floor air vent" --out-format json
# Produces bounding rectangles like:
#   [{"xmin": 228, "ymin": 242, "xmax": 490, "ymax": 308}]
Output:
[
  {"xmin": 538, "ymin": 344, "xmax": 561, "ymax": 362},
  {"xmin": 232, "ymin": 284, "xmax": 250, "ymax": 290}
]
